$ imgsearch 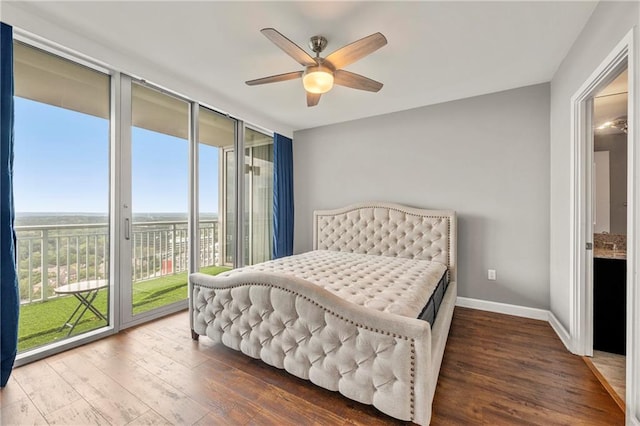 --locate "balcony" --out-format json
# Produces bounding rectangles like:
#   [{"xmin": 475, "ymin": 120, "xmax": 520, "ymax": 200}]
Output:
[{"xmin": 16, "ymin": 219, "xmax": 228, "ymax": 353}]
